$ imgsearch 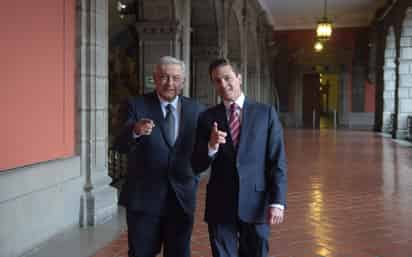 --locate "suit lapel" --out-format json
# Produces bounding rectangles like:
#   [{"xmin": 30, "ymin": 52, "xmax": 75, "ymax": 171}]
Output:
[
  {"xmin": 148, "ymin": 93, "xmax": 173, "ymax": 148},
  {"xmin": 238, "ymin": 98, "xmax": 255, "ymax": 154},
  {"xmin": 174, "ymin": 97, "xmax": 187, "ymax": 148}
]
